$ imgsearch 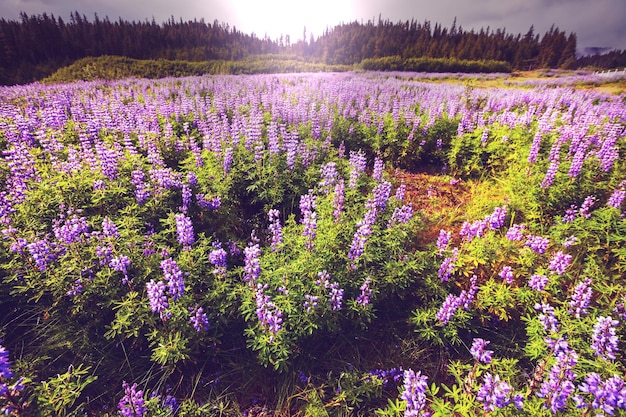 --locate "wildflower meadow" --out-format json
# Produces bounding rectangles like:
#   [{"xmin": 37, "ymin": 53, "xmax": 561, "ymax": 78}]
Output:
[{"xmin": 0, "ymin": 70, "xmax": 625, "ymax": 416}]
